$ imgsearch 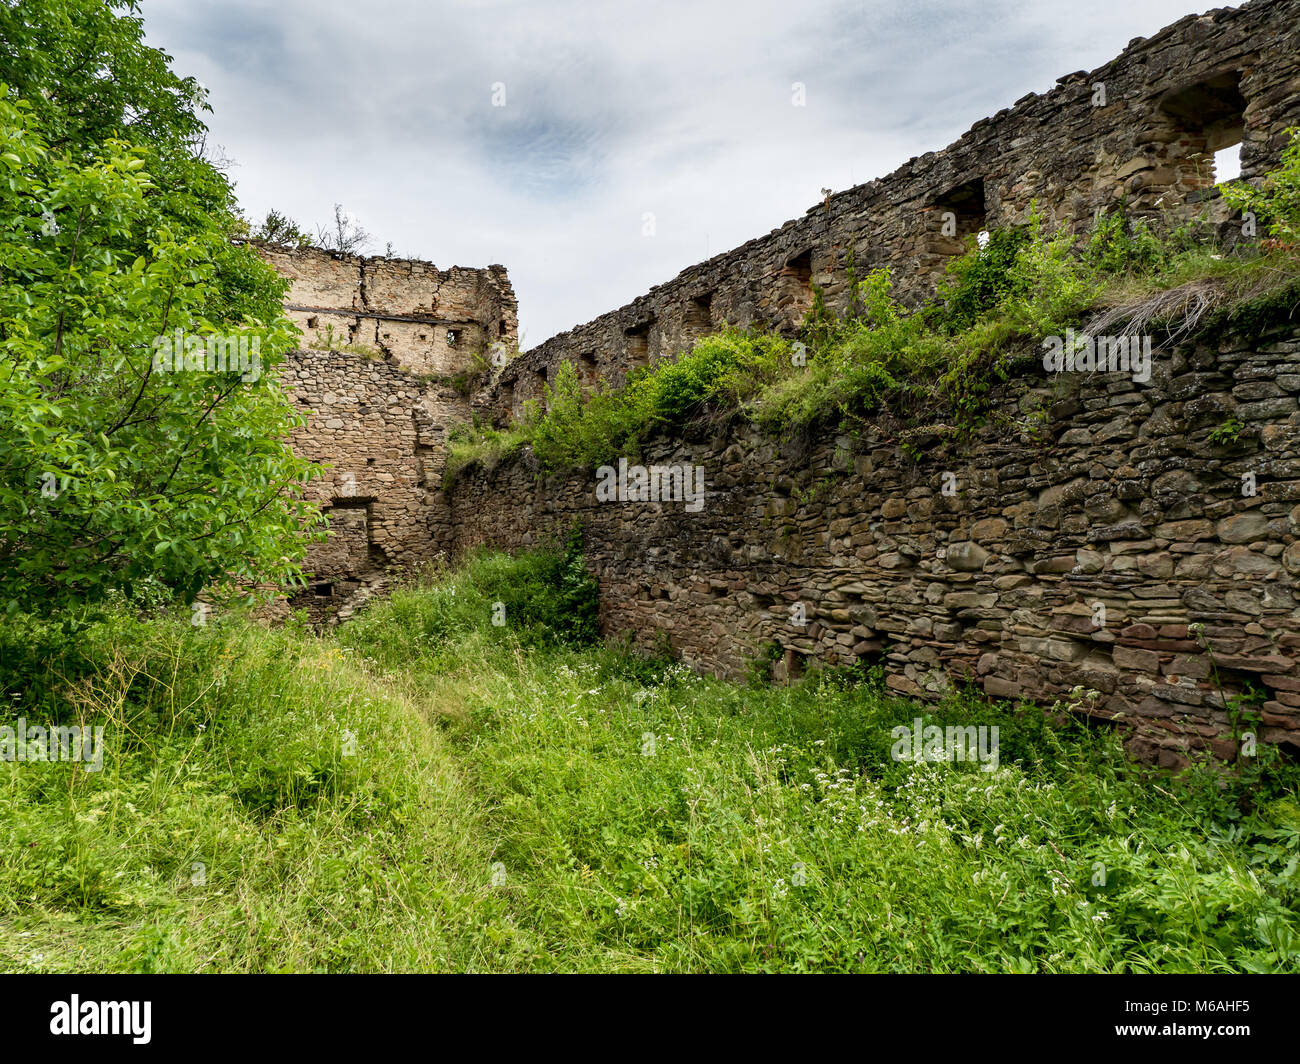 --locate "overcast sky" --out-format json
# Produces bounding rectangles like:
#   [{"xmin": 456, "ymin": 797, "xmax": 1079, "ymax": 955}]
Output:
[{"xmin": 142, "ymin": 0, "xmax": 1213, "ymax": 347}]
